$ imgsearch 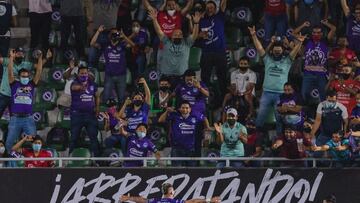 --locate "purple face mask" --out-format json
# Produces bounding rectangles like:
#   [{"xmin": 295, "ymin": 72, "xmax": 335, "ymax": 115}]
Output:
[{"xmin": 79, "ymin": 75, "xmax": 88, "ymax": 82}]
